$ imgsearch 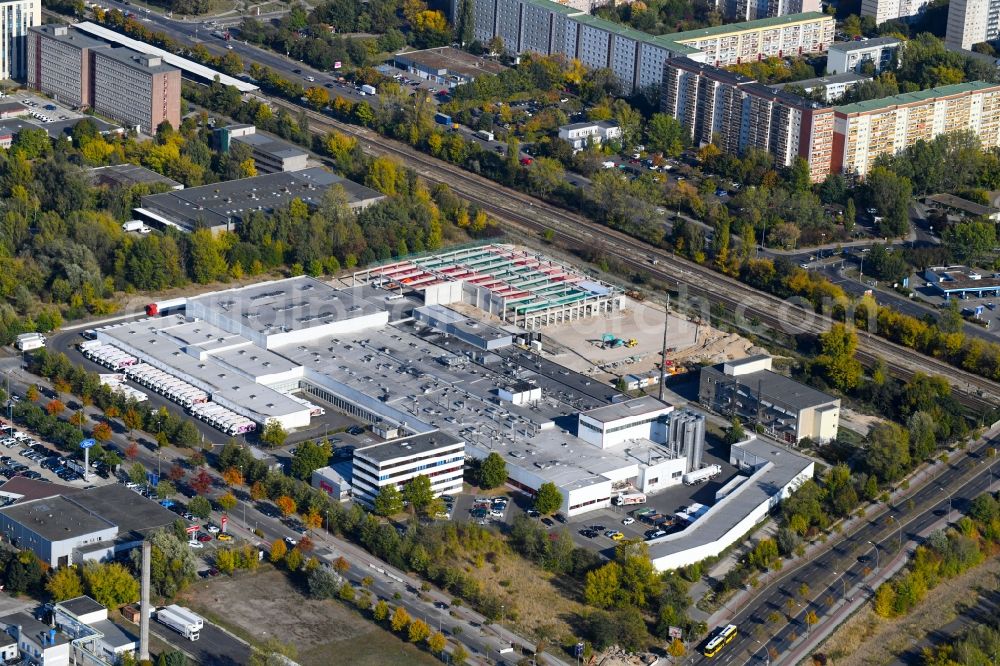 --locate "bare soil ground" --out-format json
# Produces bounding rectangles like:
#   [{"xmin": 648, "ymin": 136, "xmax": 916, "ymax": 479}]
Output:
[
  {"xmin": 540, "ymin": 299, "xmax": 753, "ymax": 383},
  {"xmin": 821, "ymin": 557, "xmax": 1000, "ymax": 666},
  {"xmin": 180, "ymin": 567, "xmax": 437, "ymax": 666}
]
